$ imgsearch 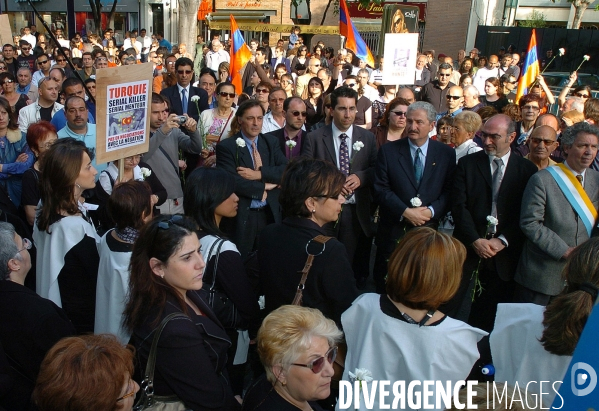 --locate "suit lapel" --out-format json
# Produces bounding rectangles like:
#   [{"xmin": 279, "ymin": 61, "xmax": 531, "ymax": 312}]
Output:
[
  {"xmin": 258, "ymin": 135, "xmax": 270, "ymax": 165},
  {"xmin": 420, "ymin": 141, "xmax": 437, "ymax": 186},
  {"xmin": 397, "ymin": 139, "xmax": 418, "ymax": 189},
  {"xmin": 322, "ymin": 126, "xmax": 336, "ymax": 164},
  {"xmin": 476, "ymin": 152, "xmax": 492, "ymax": 188},
  {"xmin": 170, "ymin": 88, "xmax": 183, "ymax": 115}
]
